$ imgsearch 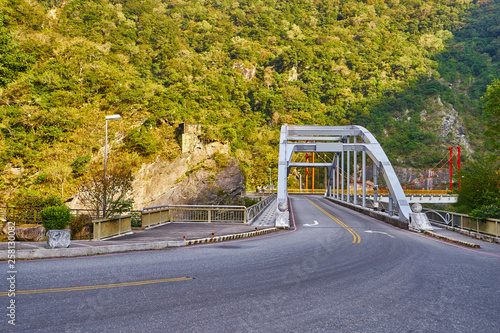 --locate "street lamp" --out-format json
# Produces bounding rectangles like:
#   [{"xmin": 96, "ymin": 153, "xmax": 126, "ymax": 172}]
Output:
[
  {"xmin": 103, "ymin": 114, "xmax": 121, "ymax": 218},
  {"xmin": 268, "ymin": 168, "xmax": 272, "ymax": 193}
]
